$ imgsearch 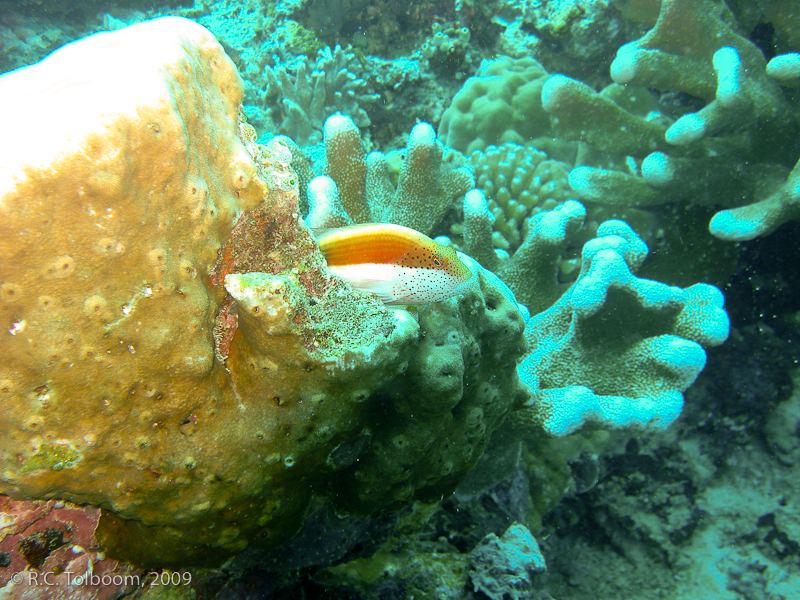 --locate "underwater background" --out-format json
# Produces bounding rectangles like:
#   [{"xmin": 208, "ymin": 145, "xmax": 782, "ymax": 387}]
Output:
[{"xmin": 0, "ymin": 0, "xmax": 799, "ymax": 598}]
